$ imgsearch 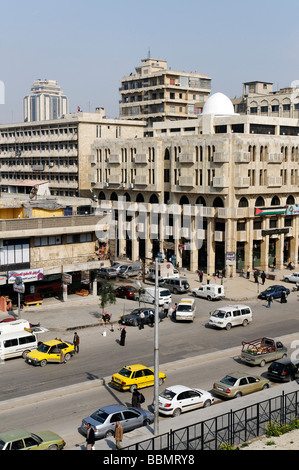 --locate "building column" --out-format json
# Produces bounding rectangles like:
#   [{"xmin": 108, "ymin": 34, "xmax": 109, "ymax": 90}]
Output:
[
  {"xmin": 206, "ymin": 219, "xmax": 215, "ymax": 275},
  {"xmin": 245, "ymin": 218, "xmax": 253, "ymax": 271}
]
